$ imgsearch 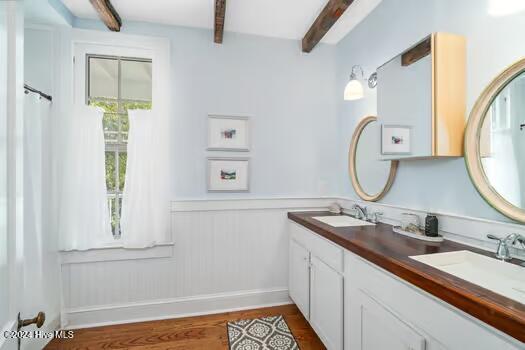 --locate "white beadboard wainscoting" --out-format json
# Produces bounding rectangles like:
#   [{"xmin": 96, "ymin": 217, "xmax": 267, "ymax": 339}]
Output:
[
  {"xmin": 59, "ymin": 197, "xmax": 525, "ymax": 329},
  {"xmin": 60, "ymin": 198, "xmax": 334, "ymax": 328}
]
